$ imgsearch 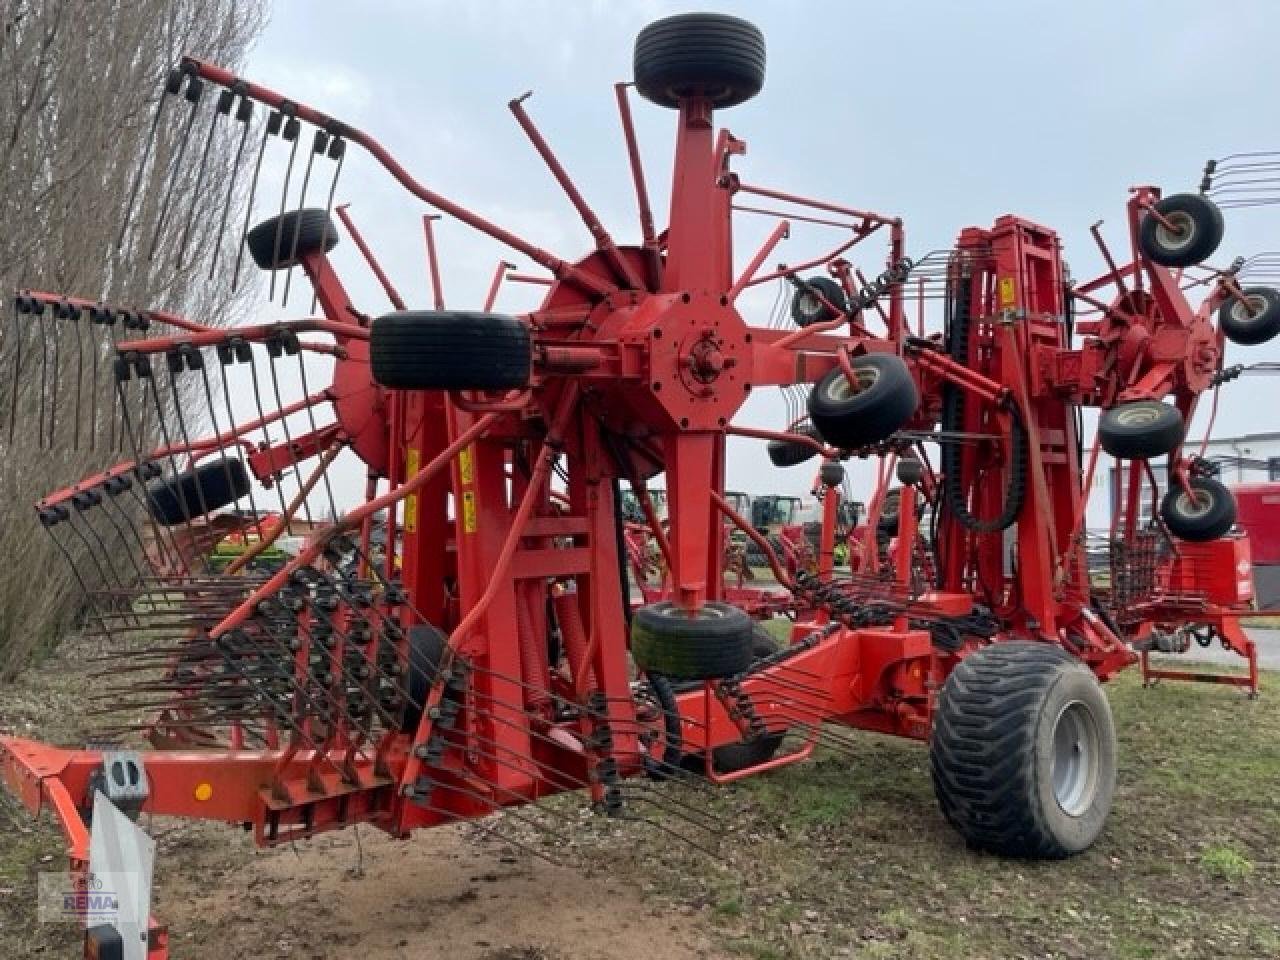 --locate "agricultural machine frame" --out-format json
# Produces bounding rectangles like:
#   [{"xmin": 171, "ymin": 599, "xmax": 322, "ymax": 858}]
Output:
[{"xmin": 1, "ymin": 13, "xmax": 1276, "ymax": 958}]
